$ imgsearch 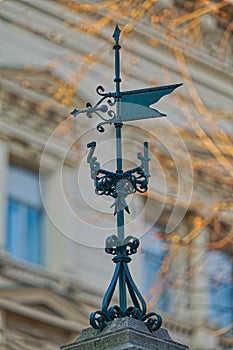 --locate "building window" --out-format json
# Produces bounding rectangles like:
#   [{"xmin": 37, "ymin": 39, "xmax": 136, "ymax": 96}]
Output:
[
  {"xmin": 207, "ymin": 250, "xmax": 233, "ymax": 332},
  {"xmin": 7, "ymin": 166, "xmax": 44, "ymax": 265},
  {"xmin": 141, "ymin": 227, "xmax": 170, "ymax": 312}
]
